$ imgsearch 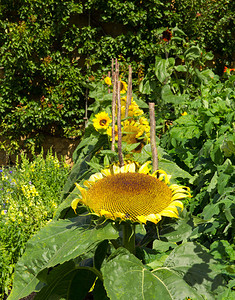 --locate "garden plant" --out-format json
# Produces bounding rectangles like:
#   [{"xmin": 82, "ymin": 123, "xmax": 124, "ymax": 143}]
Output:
[
  {"xmin": 7, "ymin": 53, "xmax": 235, "ymax": 299},
  {"xmin": 0, "ymin": 1, "xmax": 234, "ymax": 299},
  {"xmin": 0, "ymin": 151, "xmax": 71, "ymax": 298}
]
